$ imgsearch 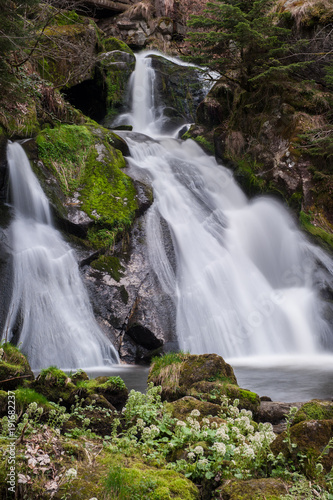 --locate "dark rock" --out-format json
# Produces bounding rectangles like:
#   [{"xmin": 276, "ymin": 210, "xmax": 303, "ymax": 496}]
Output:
[
  {"xmin": 258, "ymin": 401, "xmax": 304, "ymax": 425},
  {"xmin": 150, "ymin": 54, "xmax": 206, "ymax": 124},
  {"xmin": 83, "ymin": 214, "xmax": 177, "ymax": 364}
]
